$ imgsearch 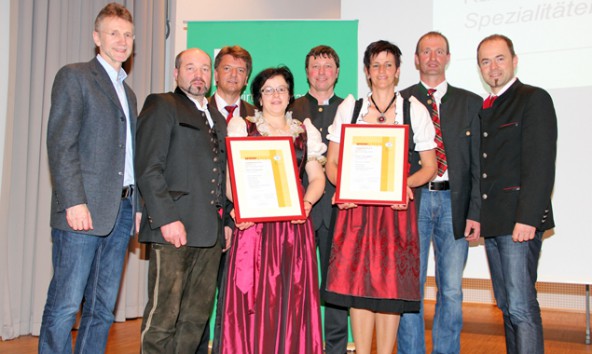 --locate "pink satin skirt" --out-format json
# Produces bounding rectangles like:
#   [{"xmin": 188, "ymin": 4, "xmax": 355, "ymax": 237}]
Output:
[{"xmin": 219, "ymin": 219, "xmax": 323, "ymax": 354}]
